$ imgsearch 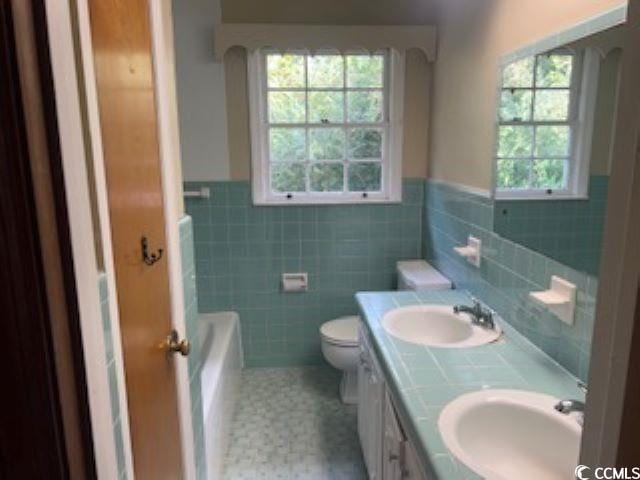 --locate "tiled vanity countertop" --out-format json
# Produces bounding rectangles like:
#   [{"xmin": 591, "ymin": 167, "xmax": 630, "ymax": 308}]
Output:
[{"xmin": 356, "ymin": 290, "xmax": 585, "ymax": 480}]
